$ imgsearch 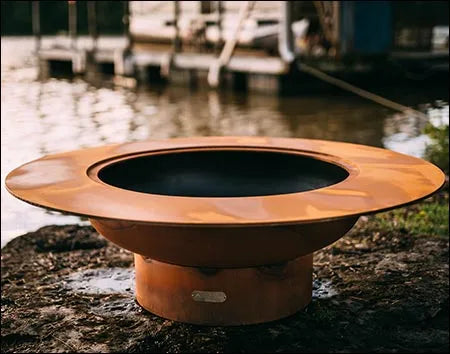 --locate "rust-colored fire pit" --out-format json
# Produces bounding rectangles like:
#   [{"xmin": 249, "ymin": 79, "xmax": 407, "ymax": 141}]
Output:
[{"xmin": 6, "ymin": 137, "xmax": 444, "ymax": 325}]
